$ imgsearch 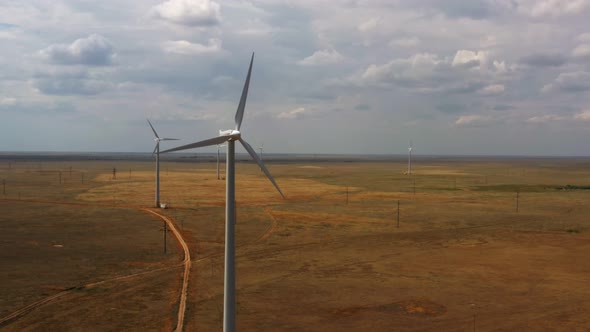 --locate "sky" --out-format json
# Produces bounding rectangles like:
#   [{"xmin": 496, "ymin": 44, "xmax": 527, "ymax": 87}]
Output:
[{"xmin": 1, "ymin": 0, "xmax": 590, "ymax": 156}]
